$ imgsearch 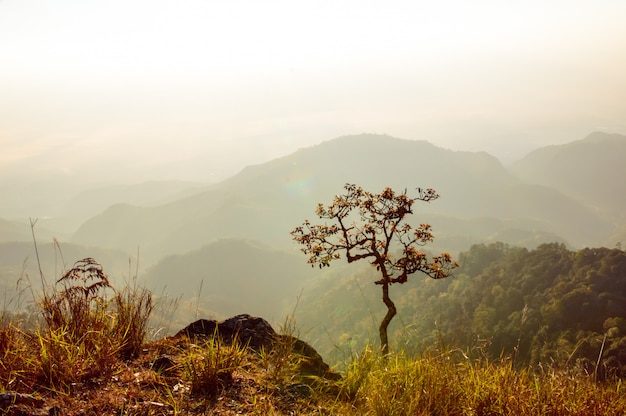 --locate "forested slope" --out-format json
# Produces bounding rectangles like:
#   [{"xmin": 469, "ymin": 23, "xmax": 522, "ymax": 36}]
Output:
[{"xmin": 297, "ymin": 243, "xmax": 626, "ymax": 377}]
